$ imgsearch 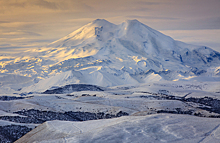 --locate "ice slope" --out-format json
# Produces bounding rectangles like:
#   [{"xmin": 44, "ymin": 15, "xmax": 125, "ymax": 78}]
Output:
[{"xmin": 0, "ymin": 19, "xmax": 220, "ymax": 92}]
